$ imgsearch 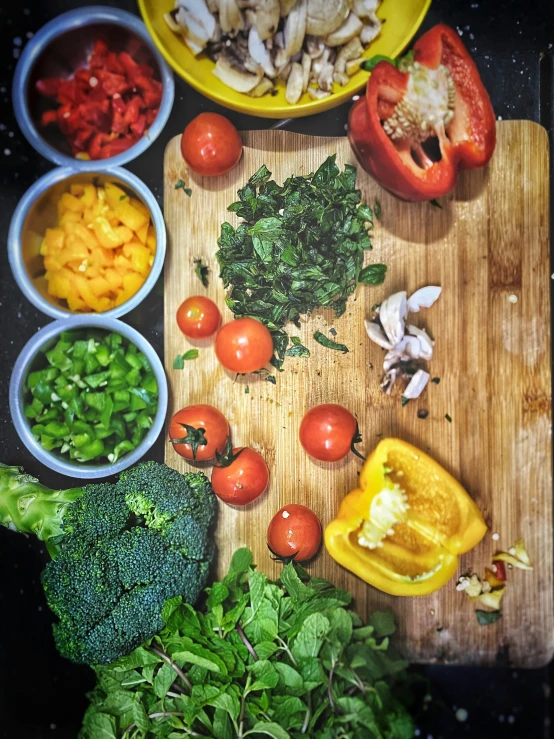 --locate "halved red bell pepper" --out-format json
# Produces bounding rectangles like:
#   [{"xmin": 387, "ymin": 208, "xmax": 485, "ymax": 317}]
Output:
[{"xmin": 348, "ymin": 24, "xmax": 496, "ymax": 202}]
